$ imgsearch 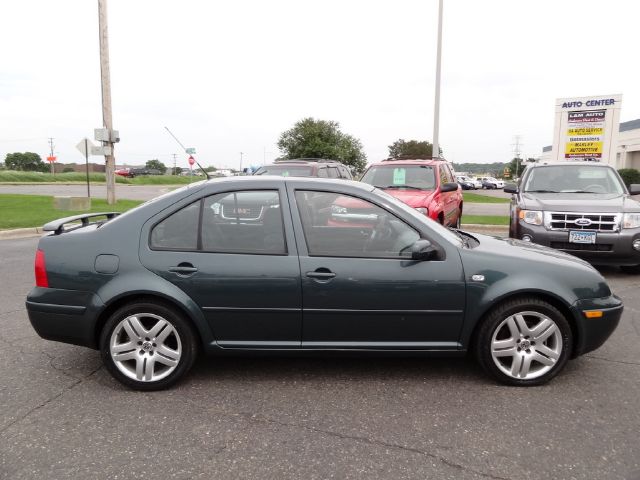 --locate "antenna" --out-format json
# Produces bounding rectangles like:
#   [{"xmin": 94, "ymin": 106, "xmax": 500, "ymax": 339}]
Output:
[{"xmin": 163, "ymin": 126, "xmax": 210, "ymax": 180}]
